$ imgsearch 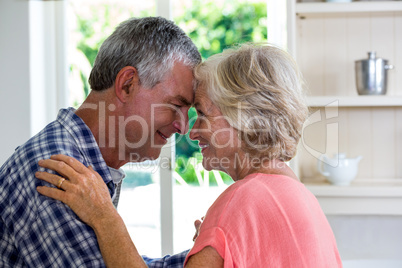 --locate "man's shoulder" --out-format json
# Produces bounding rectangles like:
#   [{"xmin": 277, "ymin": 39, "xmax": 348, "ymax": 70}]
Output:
[{"xmin": 0, "ymin": 119, "xmax": 81, "ymax": 179}]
